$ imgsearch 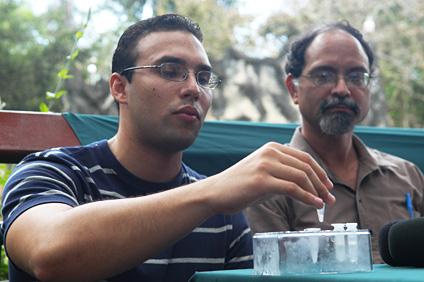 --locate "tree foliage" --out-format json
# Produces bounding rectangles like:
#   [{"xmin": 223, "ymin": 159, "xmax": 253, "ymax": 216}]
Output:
[
  {"xmin": 0, "ymin": 0, "xmax": 79, "ymax": 111},
  {"xmin": 2, "ymin": 0, "xmax": 424, "ymax": 128},
  {"xmin": 105, "ymin": 0, "xmax": 249, "ymax": 60},
  {"xmin": 151, "ymin": 0, "xmax": 248, "ymax": 59},
  {"xmin": 101, "ymin": 0, "xmax": 147, "ymax": 24},
  {"xmin": 41, "ymin": 8, "xmax": 91, "ymax": 112}
]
